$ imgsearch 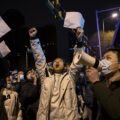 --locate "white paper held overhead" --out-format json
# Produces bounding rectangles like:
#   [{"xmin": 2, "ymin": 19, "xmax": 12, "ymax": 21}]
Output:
[
  {"xmin": 64, "ymin": 12, "xmax": 85, "ymax": 29},
  {"xmin": 0, "ymin": 16, "xmax": 11, "ymax": 38}
]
